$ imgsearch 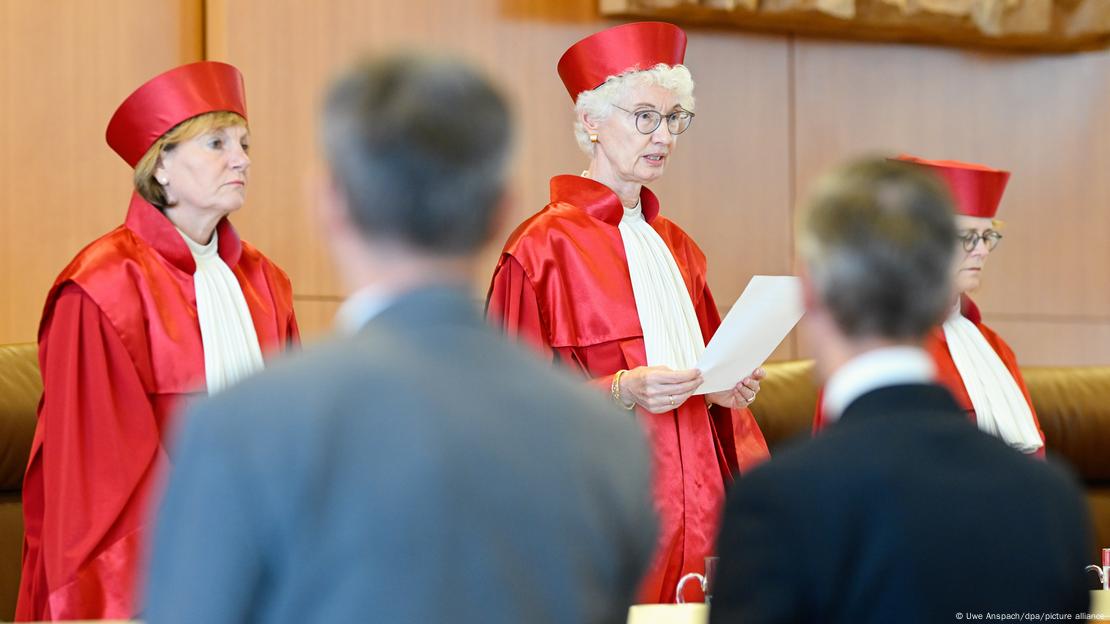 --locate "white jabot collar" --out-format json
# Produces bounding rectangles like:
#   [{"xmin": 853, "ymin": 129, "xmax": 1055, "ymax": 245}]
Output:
[
  {"xmin": 618, "ymin": 200, "xmax": 704, "ymax": 372},
  {"xmin": 942, "ymin": 305, "xmax": 1043, "ymax": 453},
  {"xmin": 823, "ymin": 346, "xmax": 935, "ymax": 423},
  {"xmin": 176, "ymin": 227, "xmax": 265, "ymax": 394}
]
